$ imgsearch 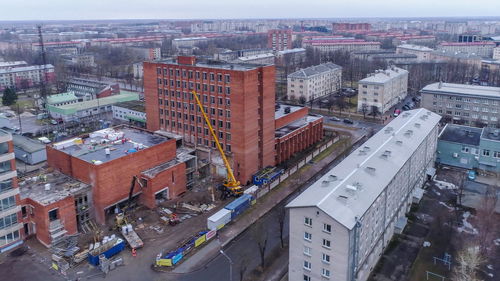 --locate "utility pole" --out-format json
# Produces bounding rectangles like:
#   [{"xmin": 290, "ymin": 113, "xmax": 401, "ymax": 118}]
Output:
[{"xmin": 17, "ymin": 104, "xmax": 22, "ymax": 134}]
